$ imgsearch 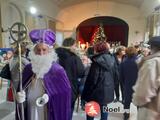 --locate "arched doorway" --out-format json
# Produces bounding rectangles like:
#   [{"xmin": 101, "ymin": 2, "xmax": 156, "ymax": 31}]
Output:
[{"xmin": 76, "ymin": 16, "xmax": 129, "ymax": 46}]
